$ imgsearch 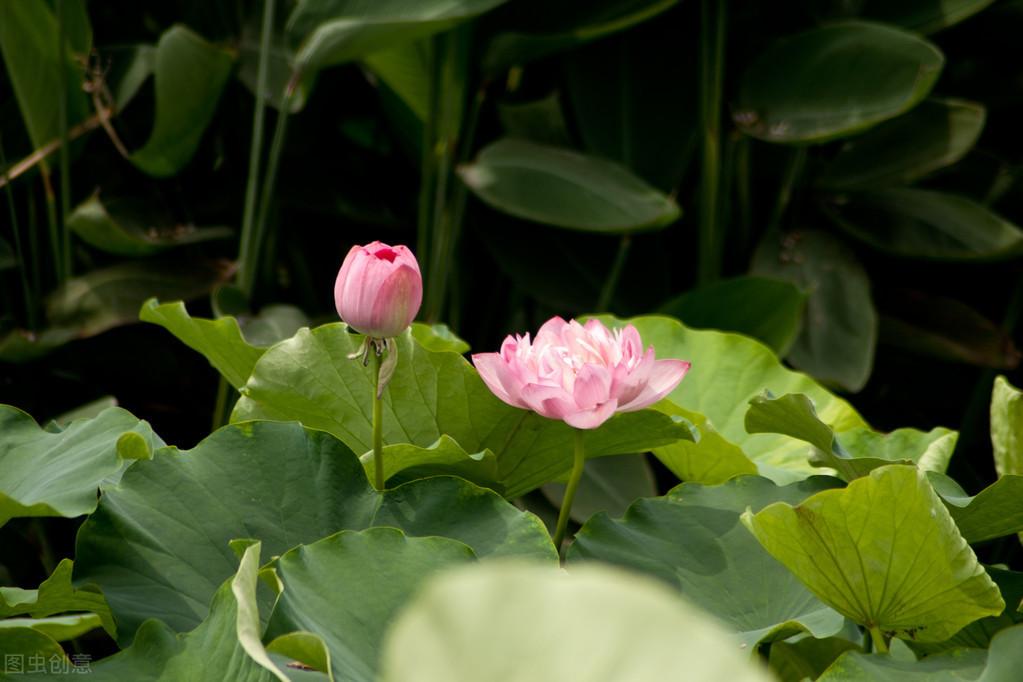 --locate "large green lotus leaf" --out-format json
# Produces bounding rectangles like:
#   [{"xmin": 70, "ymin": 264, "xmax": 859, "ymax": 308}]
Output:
[
  {"xmin": 67, "ymin": 195, "xmax": 233, "ymax": 257},
  {"xmin": 742, "ymin": 465, "xmax": 1004, "ymax": 643},
  {"xmin": 265, "ymin": 528, "xmax": 476, "ymax": 682},
  {"xmin": 378, "ymin": 562, "xmax": 774, "ymax": 682},
  {"xmin": 861, "ymin": 0, "xmax": 996, "ymax": 34},
  {"xmin": 659, "ymin": 276, "xmax": 807, "ymax": 356},
  {"xmin": 592, "ymin": 314, "xmax": 867, "ymax": 483},
  {"xmin": 542, "ymin": 453, "xmax": 656, "ymax": 524},
  {"xmin": 409, "ymin": 322, "xmax": 469, "ymax": 354},
  {"xmin": 649, "ymin": 401, "xmax": 758, "ymax": 484},
  {"xmin": 745, "ymin": 392, "xmax": 956, "ymax": 480},
  {"xmin": 482, "ymin": 0, "xmax": 678, "ymax": 74},
  {"xmin": 825, "ymin": 189, "xmax": 1023, "ymax": 261},
  {"xmin": 734, "ymin": 22, "xmax": 943, "ymax": 144},
  {"xmin": 817, "ymin": 99, "xmax": 985, "ymax": 191},
  {"xmin": 129, "ymin": 25, "xmax": 234, "ymax": 177},
  {"xmin": 232, "ymin": 323, "xmax": 693, "ymax": 497},
  {"xmin": 752, "ymin": 230, "xmax": 878, "ymax": 392},
  {"xmin": 570, "ymin": 475, "xmax": 845, "ymax": 647},
  {"xmin": 286, "ymin": 0, "xmax": 506, "ymax": 72},
  {"xmin": 1, "ymin": 559, "xmax": 114, "ymax": 638},
  {"xmin": 768, "ymin": 637, "xmax": 861, "ymax": 682},
  {"xmin": 992, "ymin": 376, "xmax": 1023, "ymax": 479},
  {"xmin": 935, "ymin": 473, "xmax": 1023, "ymax": 544},
  {"xmin": 365, "ymin": 435, "xmax": 499, "ymax": 488},
  {"xmin": 0, "ymin": 405, "xmax": 162, "ymax": 525},
  {"xmin": 74, "ymin": 421, "xmax": 555, "ymax": 645},
  {"xmin": 0, "ymin": 0, "xmax": 89, "ymax": 150},
  {"xmin": 457, "ymin": 138, "xmax": 681, "ymax": 233}
]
